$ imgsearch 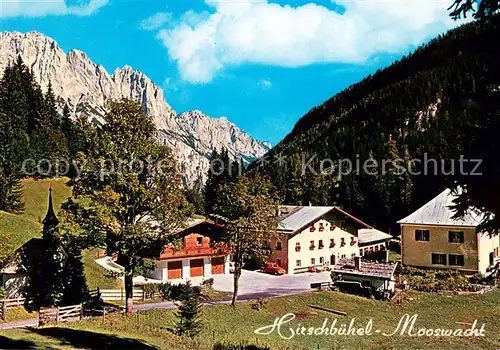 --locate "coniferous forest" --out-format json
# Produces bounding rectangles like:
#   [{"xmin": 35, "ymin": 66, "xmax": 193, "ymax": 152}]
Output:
[
  {"xmin": 252, "ymin": 15, "xmax": 500, "ymax": 233},
  {"xmin": 0, "ymin": 57, "xmax": 95, "ymax": 214}
]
